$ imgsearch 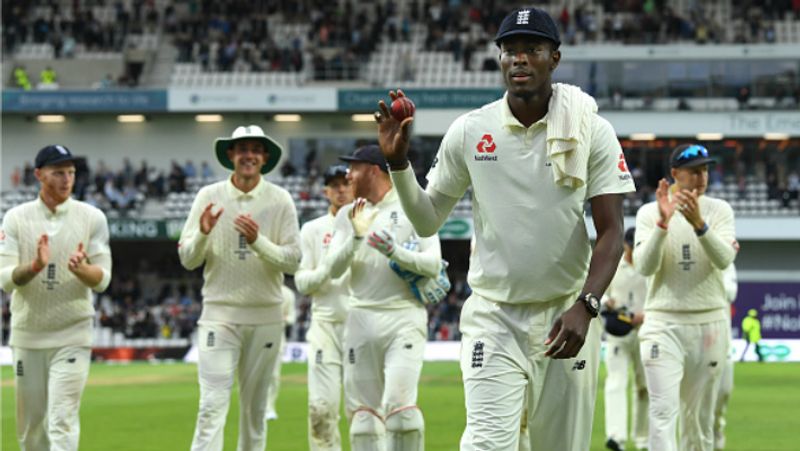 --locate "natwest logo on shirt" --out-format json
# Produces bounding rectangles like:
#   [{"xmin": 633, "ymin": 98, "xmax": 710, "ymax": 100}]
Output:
[
  {"xmin": 618, "ymin": 153, "xmax": 629, "ymax": 172},
  {"xmin": 322, "ymin": 232, "xmax": 332, "ymax": 246},
  {"xmin": 475, "ymin": 134, "xmax": 498, "ymax": 161},
  {"xmin": 617, "ymin": 153, "xmax": 632, "ymax": 181}
]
